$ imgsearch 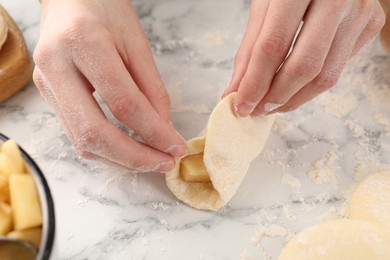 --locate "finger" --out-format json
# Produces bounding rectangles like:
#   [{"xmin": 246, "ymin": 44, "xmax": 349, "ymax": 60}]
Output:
[
  {"xmin": 33, "ymin": 67, "xmax": 57, "ymax": 106},
  {"xmin": 35, "ymin": 61, "xmax": 176, "ymax": 173},
  {"xmin": 116, "ymin": 4, "xmax": 172, "ymax": 121},
  {"xmin": 352, "ymin": 1, "xmax": 386, "ymax": 56},
  {"xmin": 252, "ymin": 0, "xmax": 346, "ymax": 116},
  {"xmin": 33, "ymin": 66, "xmax": 79, "ymax": 147},
  {"xmin": 72, "ymin": 151, "xmax": 160, "ymax": 173},
  {"xmin": 71, "ymin": 33, "xmax": 186, "ymax": 157},
  {"xmin": 273, "ymin": 5, "xmax": 373, "ymax": 113},
  {"xmin": 234, "ymin": 0, "xmax": 311, "ymax": 117},
  {"xmin": 222, "ymin": 0, "xmax": 270, "ymax": 97},
  {"xmin": 123, "ymin": 47, "xmax": 171, "ymax": 122}
]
